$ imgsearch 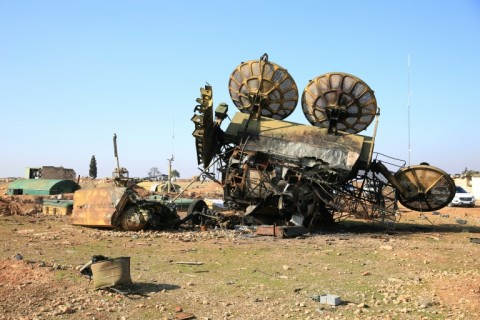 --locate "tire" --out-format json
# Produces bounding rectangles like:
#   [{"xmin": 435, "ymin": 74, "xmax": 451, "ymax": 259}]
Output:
[{"xmin": 186, "ymin": 199, "xmax": 208, "ymax": 226}]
